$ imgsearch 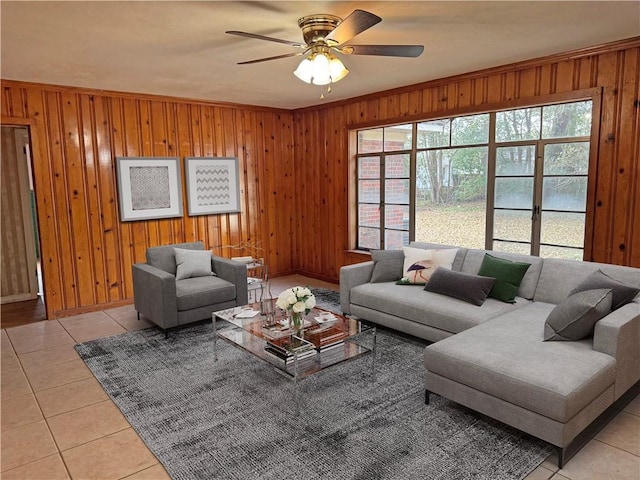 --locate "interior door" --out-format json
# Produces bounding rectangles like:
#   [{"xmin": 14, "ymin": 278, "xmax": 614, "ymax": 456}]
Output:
[{"xmin": 1, "ymin": 126, "xmax": 39, "ymax": 303}]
